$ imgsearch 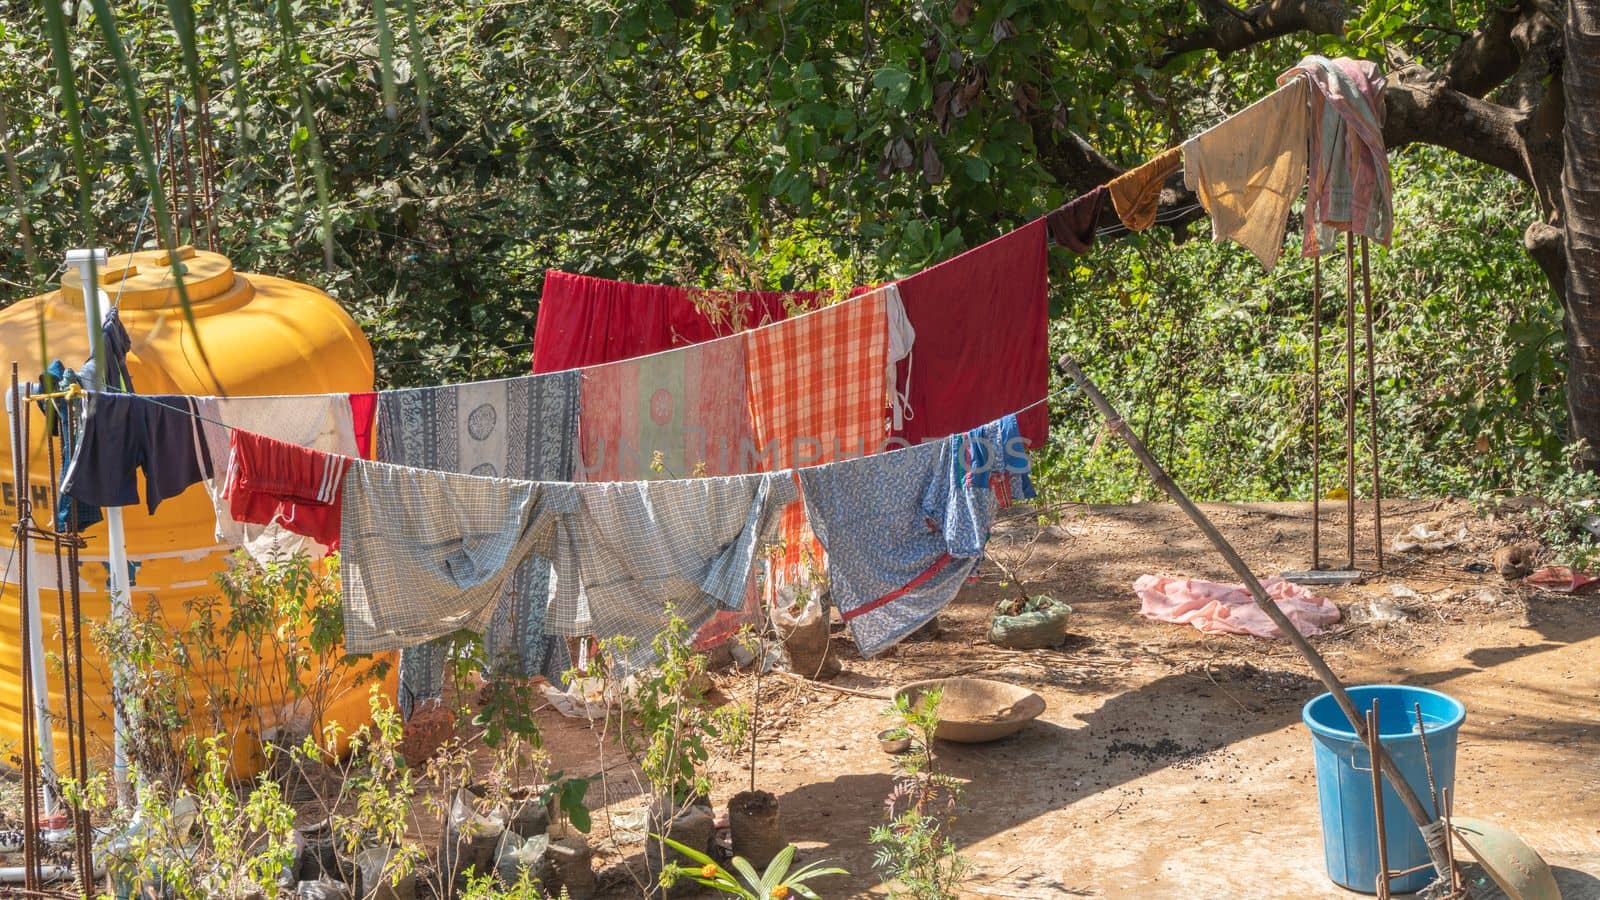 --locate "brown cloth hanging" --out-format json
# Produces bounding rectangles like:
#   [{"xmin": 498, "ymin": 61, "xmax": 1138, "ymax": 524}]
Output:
[
  {"xmin": 1046, "ymin": 185, "xmax": 1106, "ymax": 253},
  {"xmin": 1107, "ymin": 146, "xmax": 1181, "ymax": 232}
]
